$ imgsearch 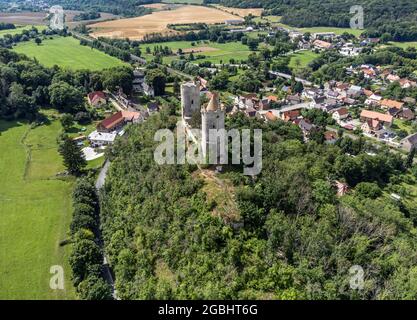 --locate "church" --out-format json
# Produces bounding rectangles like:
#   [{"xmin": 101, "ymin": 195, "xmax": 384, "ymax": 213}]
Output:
[{"xmin": 180, "ymin": 80, "xmax": 226, "ymax": 163}]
